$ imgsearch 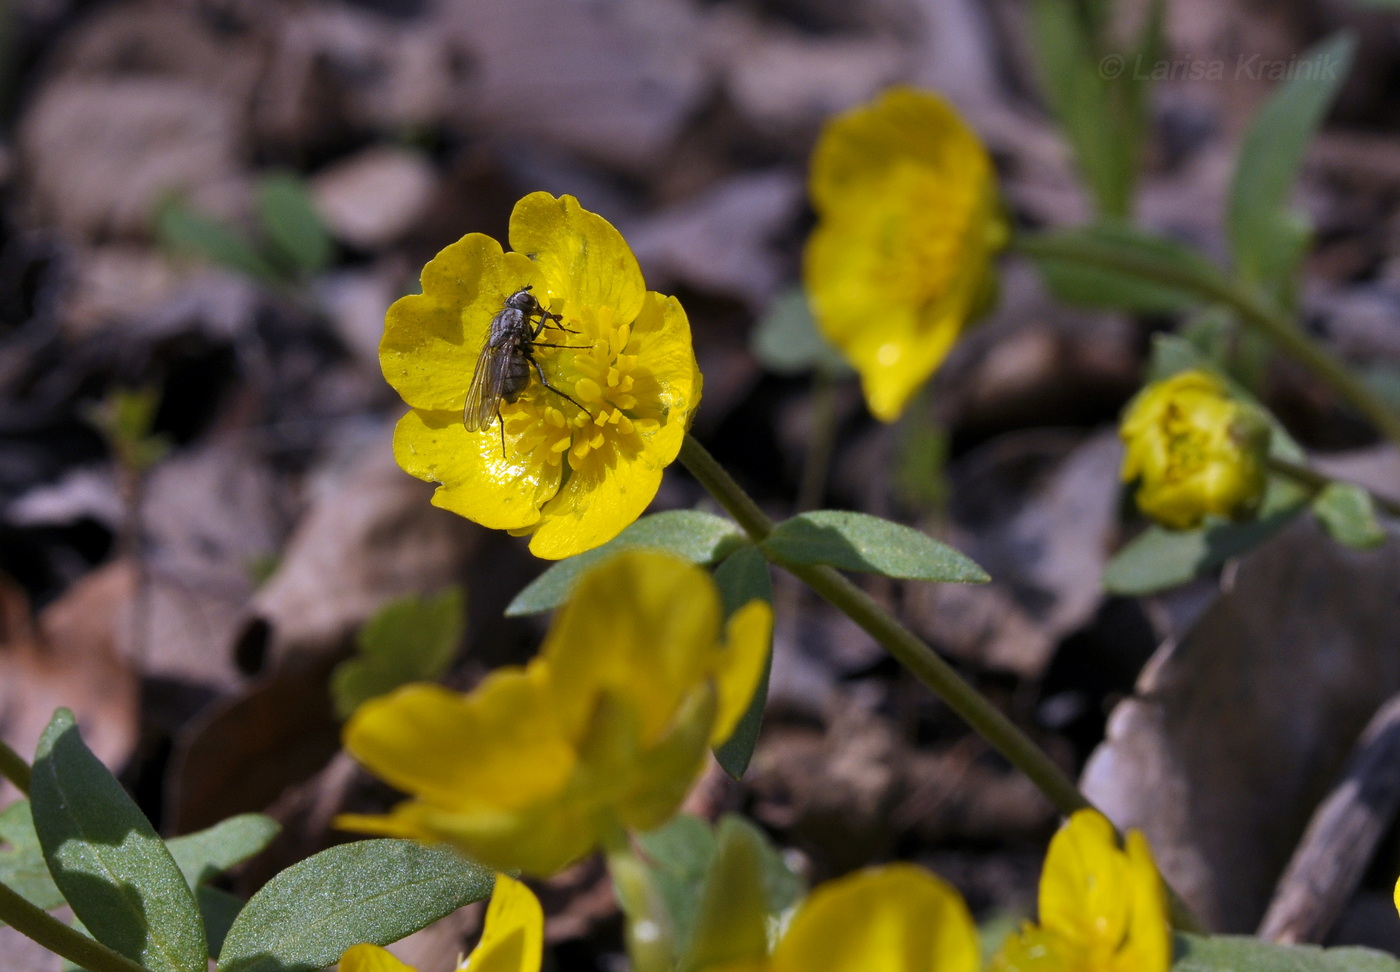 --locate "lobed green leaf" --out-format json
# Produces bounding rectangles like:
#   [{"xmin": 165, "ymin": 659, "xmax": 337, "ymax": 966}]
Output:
[
  {"xmin": 750, "ymin": 287, "xmax": 850, "ymax": 377},
  {"xmin": 332, "ymin": 587, "xmax": 465, "ymax": 719},
  {"xmin": 1312, "ymin": 481, "xmax": 1387, "ymax": 550},
  {"xmin": 506, "ymin": 511, "xmax": 747, "ymax": 616},
  {"xmin": 256, "ymin": 172, "xmax": 334, "ymax": 277},
  {"xmin": 761, "ymin": 510, "xmax": 988, "ymax": 583},
  {"xmin": 215, "ymin": 838, "xmax": 493, "ymax": 972},
  {"xmin": 30, "ymin": 708, "xmax": 207, "ymax": 972},
  {"xmin": 155, "ymin": 199, "xmax": 281, "ymax": 284},
  {"xmin": 712, "ymin": 546, "xmax": 774, "ymax": 779}
]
